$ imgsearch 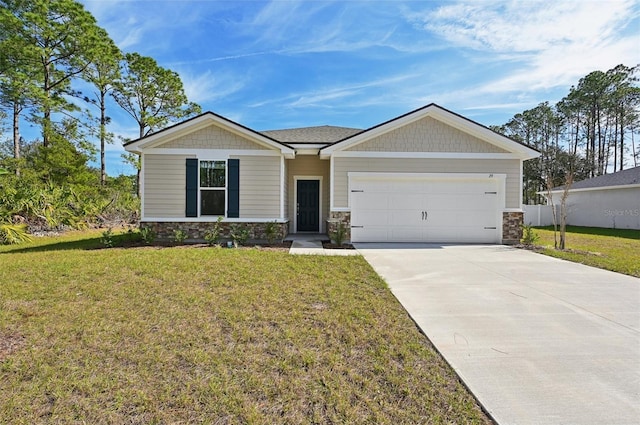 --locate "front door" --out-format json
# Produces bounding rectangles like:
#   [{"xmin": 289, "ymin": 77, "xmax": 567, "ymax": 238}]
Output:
[{"xmin": 296, "ymin": 179, "xmax": 320, "ymax": 232}]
